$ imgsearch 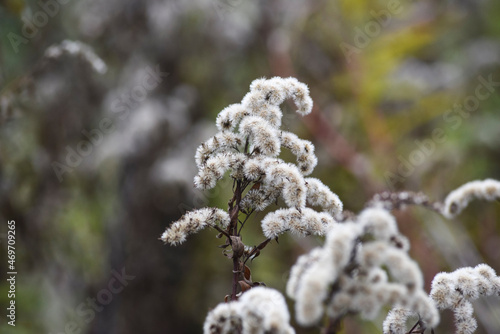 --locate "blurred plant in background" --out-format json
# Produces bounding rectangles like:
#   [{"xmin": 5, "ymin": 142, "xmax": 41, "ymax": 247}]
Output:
[{"xmin": 1, "ymin": 0, "xmax": 500, "ymax": 333}]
